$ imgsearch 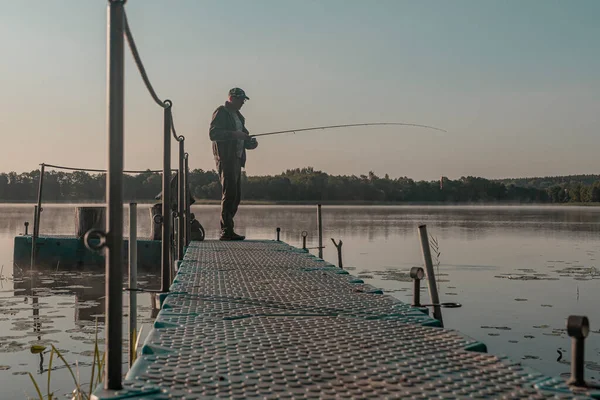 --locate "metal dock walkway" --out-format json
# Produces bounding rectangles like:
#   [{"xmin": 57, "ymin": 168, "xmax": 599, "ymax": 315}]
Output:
[{"xmin": 96, "ymin": 240, "xmax": 598, "ymax": 399}]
